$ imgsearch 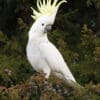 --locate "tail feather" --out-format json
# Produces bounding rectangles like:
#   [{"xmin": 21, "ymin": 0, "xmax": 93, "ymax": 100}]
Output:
[
  {"xmin": 68, "ymin": 80, "xmax": 84, "ymax": 91},
  {"xmin": 53, "ymin": 72, "xmax": 84, "ymax": 91}
]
